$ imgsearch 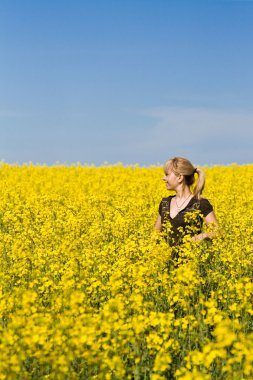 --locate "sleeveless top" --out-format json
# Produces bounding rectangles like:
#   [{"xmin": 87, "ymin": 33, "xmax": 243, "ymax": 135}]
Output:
[{"xmin": 158, "ymin": 195, "xmax": 213, "ymax": 246}]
